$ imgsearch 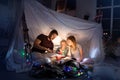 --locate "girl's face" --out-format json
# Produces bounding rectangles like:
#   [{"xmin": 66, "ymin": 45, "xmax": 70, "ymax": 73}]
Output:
[
  {"xmin": 67, "ymin": 39, "xmax": 73, "ymax": 46},
  {"xmin": 61, "ymin": 41, "xmax": 67, "ymax": 47}
]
